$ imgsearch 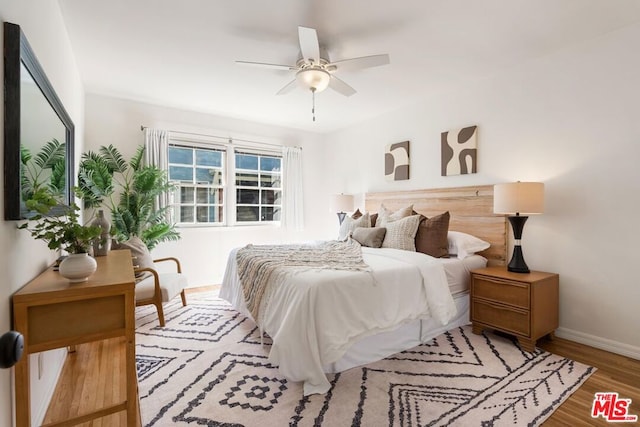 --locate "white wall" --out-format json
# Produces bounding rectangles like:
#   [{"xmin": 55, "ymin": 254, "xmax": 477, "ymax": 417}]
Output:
[
  {"xmin": 325, "ymin": 23, "xmax": 640, "ymax": 356},
  {"xmin": 0, "ymin": 1, "xmax": 85, "ymax": 425},
  {"xmin": 84, "ymin": 94, "xmax": 333, "ymax": 286}
]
